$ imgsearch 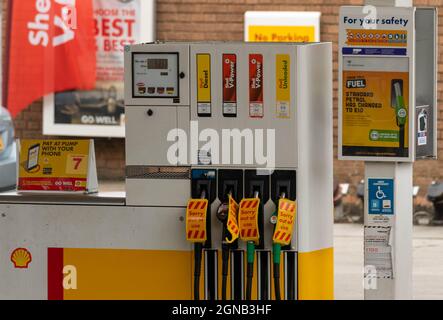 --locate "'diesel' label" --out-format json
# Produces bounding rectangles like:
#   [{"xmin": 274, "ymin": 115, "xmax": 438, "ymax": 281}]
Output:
[
  {"xmin": 223, "ymin": 54, "xmax": 237, "ymax": 116},
  {"xmin": 197, "ymin": 54, "xmax": 211, "ymax": 116},
  {"xmin": 276, "ymin": 54, "xmax": 291, "ymax": 119},
  {"xmin": 249, "ymin": 54, "xmax": 264, "ymax": 118}
]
